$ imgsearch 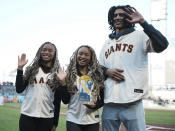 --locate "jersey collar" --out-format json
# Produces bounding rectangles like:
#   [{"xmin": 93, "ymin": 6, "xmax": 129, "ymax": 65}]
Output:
[{"xmin": 109, "ymin": 27, "xmax": 135, "ymax": 39}]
